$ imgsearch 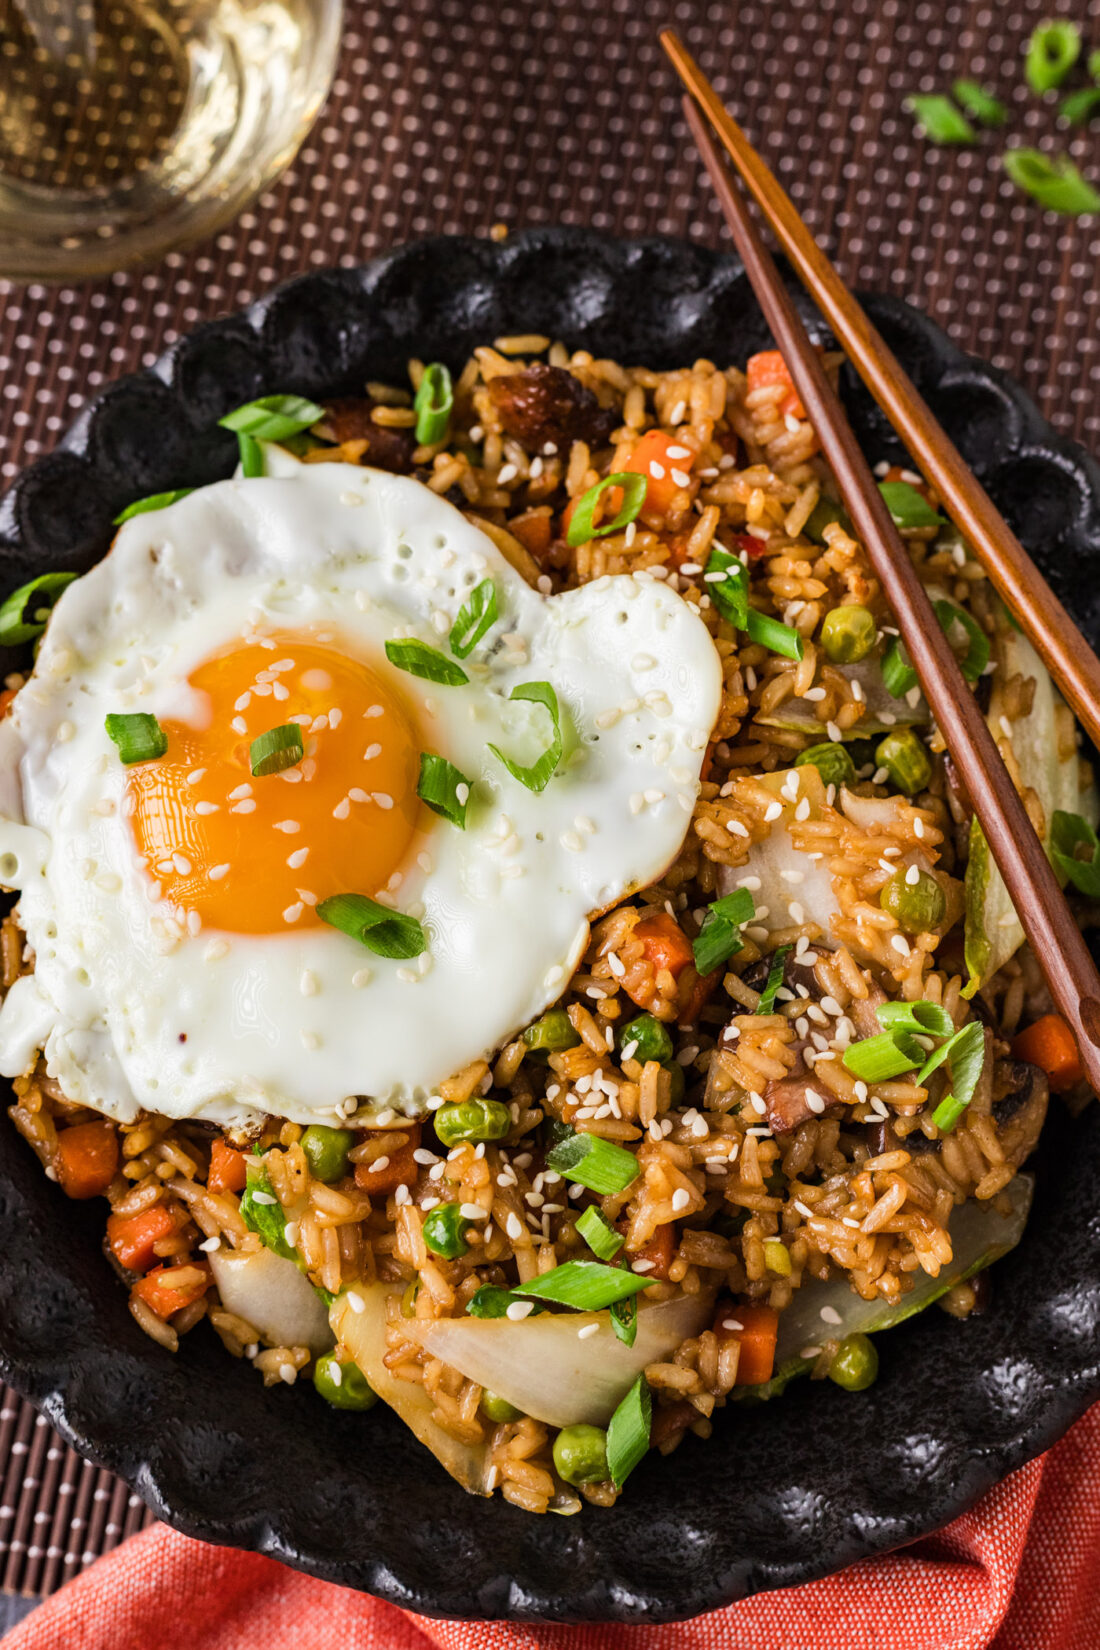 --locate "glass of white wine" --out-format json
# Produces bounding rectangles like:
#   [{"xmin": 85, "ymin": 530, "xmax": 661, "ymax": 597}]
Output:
[{"xmin": 0, "ymin": 0, "xmax": 342, "ymax": 280}]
